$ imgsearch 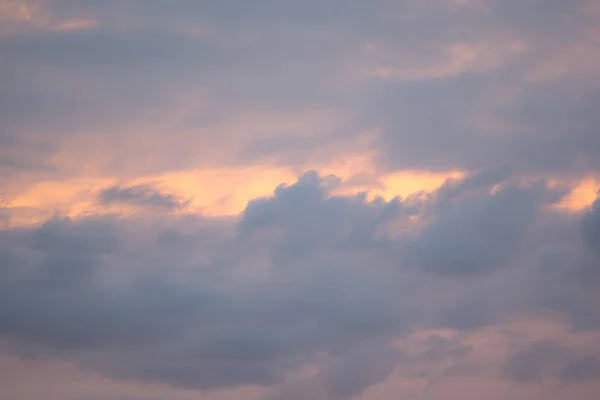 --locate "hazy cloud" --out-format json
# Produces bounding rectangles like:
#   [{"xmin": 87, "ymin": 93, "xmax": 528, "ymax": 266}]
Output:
[
  {"xmin": 3, "ymin": 0, "xmax": 600, "ymax": 181},
  {"xmin": 3, "ymin": 1, "xmax": 600, "ymax": 399}
]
